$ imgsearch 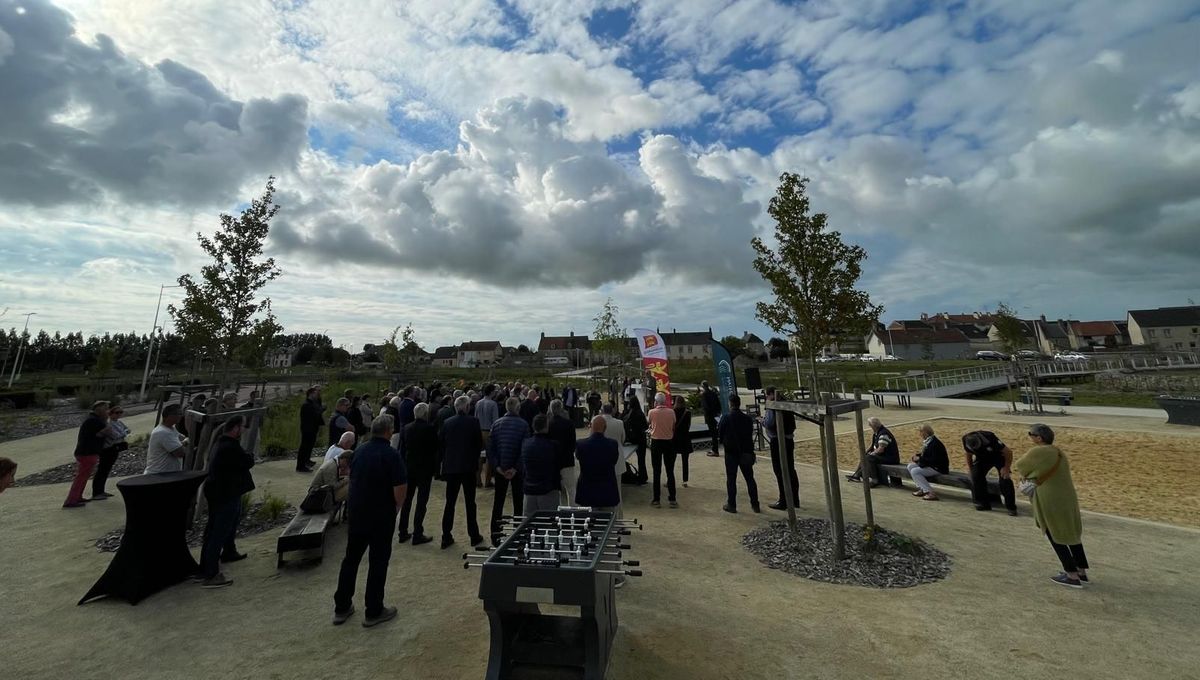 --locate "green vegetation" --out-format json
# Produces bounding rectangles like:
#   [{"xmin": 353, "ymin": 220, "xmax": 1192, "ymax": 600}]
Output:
[{"xmin": 255, "ymin": 485, "xmax": 289, "ymax": 522}]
